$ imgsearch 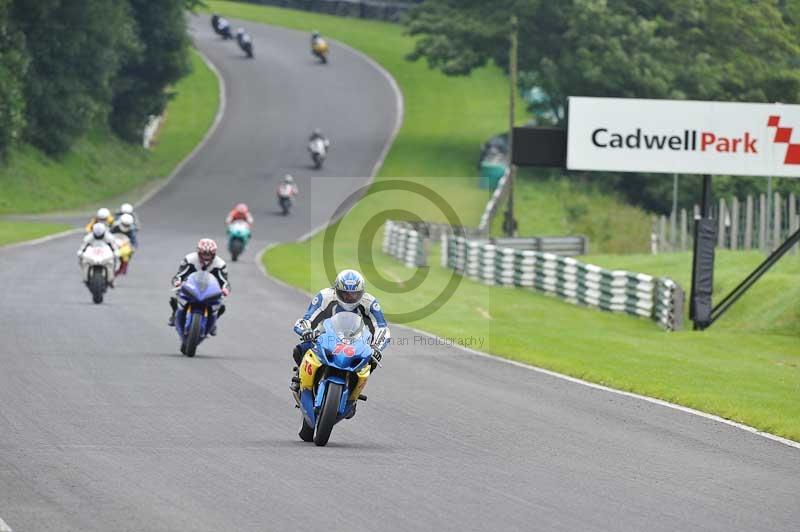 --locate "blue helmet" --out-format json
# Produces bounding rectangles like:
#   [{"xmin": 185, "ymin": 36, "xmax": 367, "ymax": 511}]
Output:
[{"xmin": 333, "ymin": 269, "xmax": 365, "ymax": 311}]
